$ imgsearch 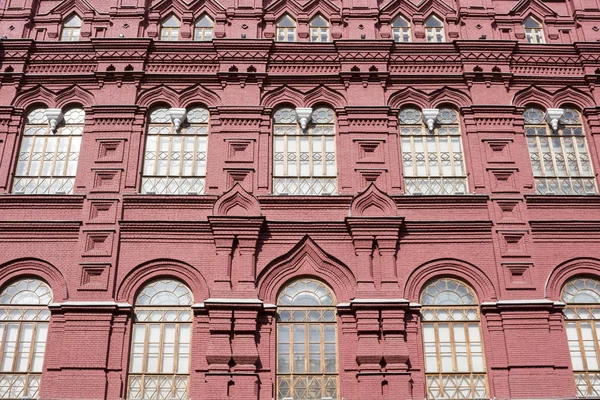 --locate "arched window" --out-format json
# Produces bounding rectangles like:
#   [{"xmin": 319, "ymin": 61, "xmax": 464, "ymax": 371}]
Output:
[
  {"xmin": 0, "ymin": 278, "xmax": 52, "ymax": 399},
  {"xmin": 276, "ymin": 278, "xmax": 338, "ymax": 400},
  {"xmin": 194, "ymin": 15, "xmax": 214, "ymax": 41},
  {"xmin": 128, "ymin": 279, "xmax": 193, "ymax": 400},
  {"xmin": 562, "ymin": 277, "xmax": 600, "ymax": 397},
  {"xmin": 399, "ymin": 107, "xmax": 467, "ymax": 195},
  {"xmin": 60, "ymin": 14, "xmax": 81, "ymax": 42},
  {"xmin": 392, "ymin": 15, "xmax": 411, "ymax": 42},
  {"xmin": 277, "ymin": 15, "xmax": 296, "ymax": 42},
  {"xmin": 420, "ymin": 278, "xmax": 487, "ymax": 399},
  {"xmin": 524, "ymin": 16, "xmax": 545, "ymax": 44},
  {"xmin": 160, "ymin": 15, "xmax": 181, "ymax": 41},
  {"xmin": 310, "ymin": 15, "xmax": 329, "ymax": 42},
  {"xmin": 273, "ymin": 107, "xmax": 337, "ymax": 195},
  {"xmin": 14, "ymin": 107, "xmax": 84, "ymax": 195},
  {"xmin": 425, "ymin": 15, "xmax": 445, "ymax": 42},
  {"xmin": 142, "ymin": 106, "xmax": 209, "ymax": 195},
  {"xmin": 524, "ymin": 106, "xmax": 596, "ymax": 195}
]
